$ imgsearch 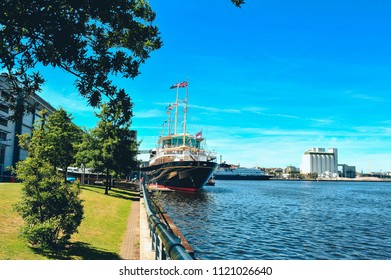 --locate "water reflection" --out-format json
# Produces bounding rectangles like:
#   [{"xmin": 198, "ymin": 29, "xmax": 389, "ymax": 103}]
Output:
[{"xmin": 159, "ymin": 180, "xmax": 391, "ymax": 260}]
